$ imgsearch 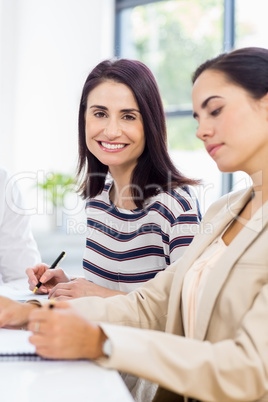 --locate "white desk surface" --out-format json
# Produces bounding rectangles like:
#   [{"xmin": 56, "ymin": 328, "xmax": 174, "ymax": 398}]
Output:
[
  {"xmin": 0, "ymin": 360, "xmax": 134, "ymax": 402},
  {"xmin": 0, "ymin": 282, "xmax": 134, "ymax": 402}
]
